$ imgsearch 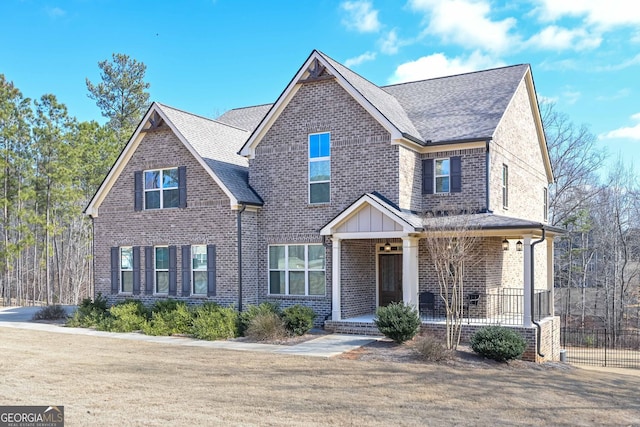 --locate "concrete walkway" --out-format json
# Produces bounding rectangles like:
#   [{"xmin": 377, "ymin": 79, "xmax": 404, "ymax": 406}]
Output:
[{"xmin": 0, "ymin": 306, "xmax": 377, "ymax": 358}]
